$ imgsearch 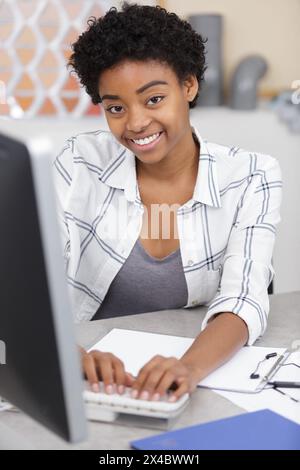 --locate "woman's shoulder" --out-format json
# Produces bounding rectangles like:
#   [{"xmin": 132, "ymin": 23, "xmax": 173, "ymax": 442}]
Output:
[
  {"xmin": 67, "ymin": 129, "xmax": 124, "ymax": 166},
  {"xmin": 54, "ymin": 130, "xmax": 128, "ymax": 187},
  {"xmin": 202, "ymin": 139, "xmax": 281, "ymax": 193},
  {"xmin": 204, "ymin": 139, "xmax": 279, "ymax": 172}
]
